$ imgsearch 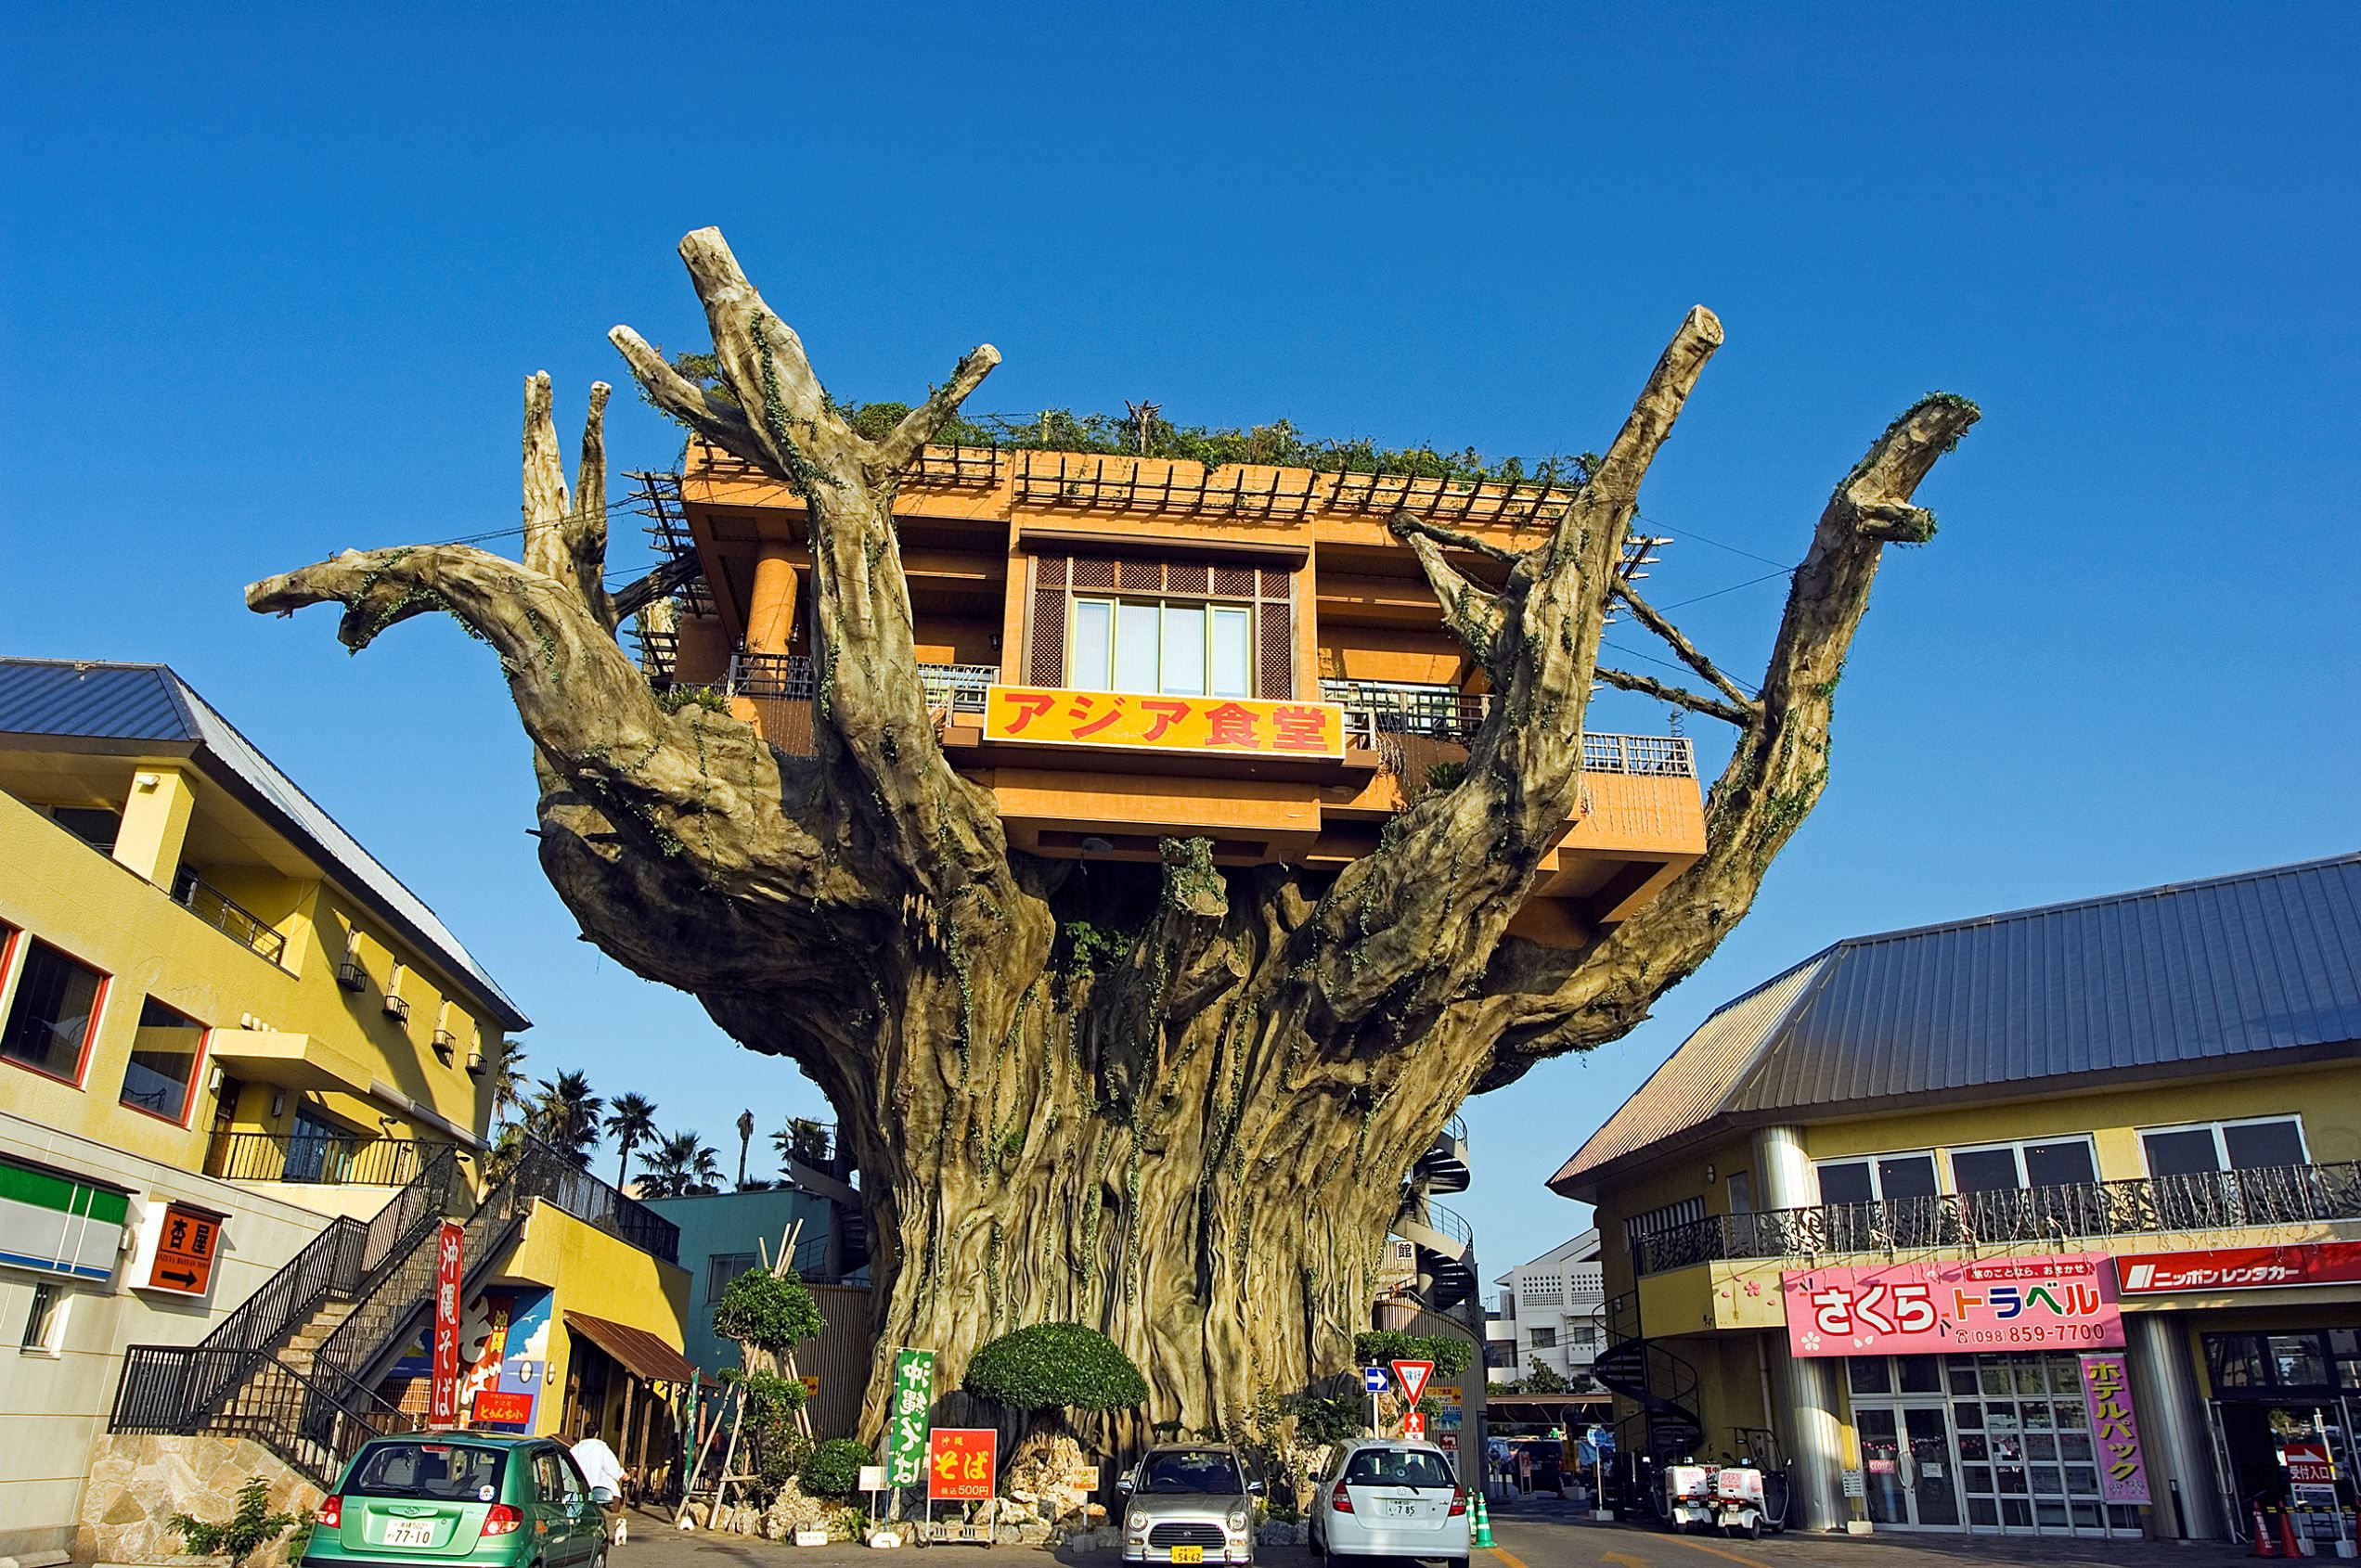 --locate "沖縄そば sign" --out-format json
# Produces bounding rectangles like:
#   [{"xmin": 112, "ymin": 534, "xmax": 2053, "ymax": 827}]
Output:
[
  {"xmin": 1781, "ymin": 1253, "xmax": 2122, "ymax": 1356},
  {"xmin": 884, "ymin": 1349, "xmax": 935, "ymax": 1489}
]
